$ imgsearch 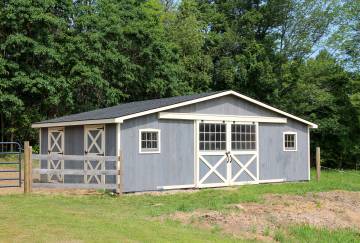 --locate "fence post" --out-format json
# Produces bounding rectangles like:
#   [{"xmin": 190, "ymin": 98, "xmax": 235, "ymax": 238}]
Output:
[
  {"xmin": 24, "ymin": 141, "xmax": 32, "ymax": 193},
  {"xmin": 116, "ymin": 151, "xmax": 123, "ymax": 194},
  {"xmin": 316, "ymin": 147, "xmax": 321, "ymax": 181}
]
